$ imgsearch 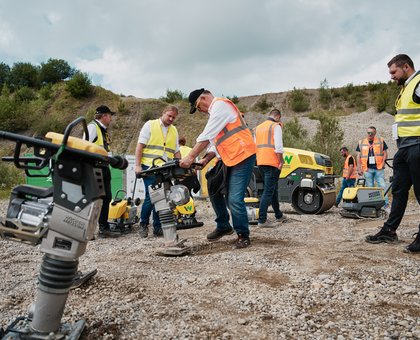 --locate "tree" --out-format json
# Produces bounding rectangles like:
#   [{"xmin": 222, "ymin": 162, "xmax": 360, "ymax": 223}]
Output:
[
  {"xmin": 289, "ymin": 87, "xmax": 310, "ymax": 112},
  {"xmin": 66, "ymin": 71, "xmax": 92, "ymax": 98},
  {"xmin": 39, "ymin": 58, "xmax": 73, "ymax": 84},
  {"xmin": 160, "ymin": 89, "xmax": 186, "ymax": 103},
  {"xmin": 0, "ymin": 62, "xmax": 10, "ymax": 88},
  {"xmin": 9, "ymin": 62, "xmax": 39, "ymax": 89}
]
